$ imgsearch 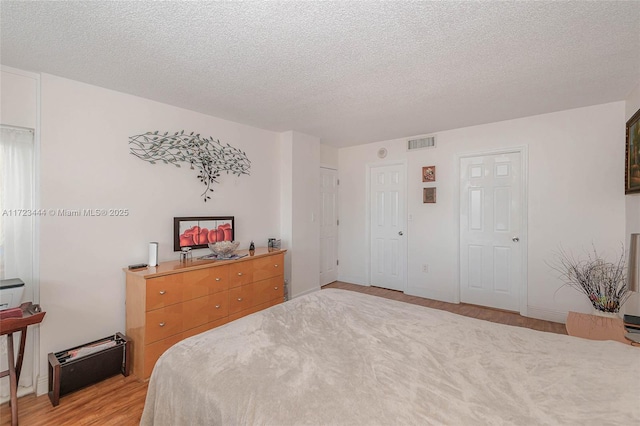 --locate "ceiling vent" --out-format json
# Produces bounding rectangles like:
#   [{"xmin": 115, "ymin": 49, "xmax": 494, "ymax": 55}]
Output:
[{"xmin": 407, "ymin": 136, "xmax": 436, "ymax": 151}]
